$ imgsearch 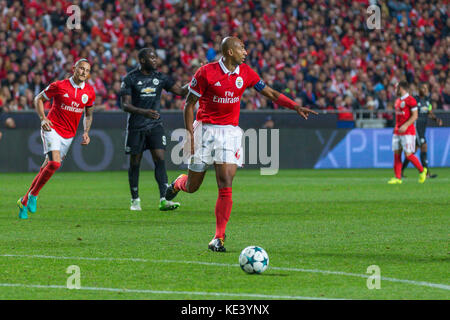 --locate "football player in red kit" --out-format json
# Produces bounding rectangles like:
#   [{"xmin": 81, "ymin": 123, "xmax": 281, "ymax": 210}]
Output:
[
  {"xmin": 388, "ymin": 80, "xmax": 427, "ymax": 184},
  {"xmin": 165, "ymin": 37, "xmax": 317, "ymax": 252},
  {"xmin": 17, "ymin": 59, "xmax": 96, "ymax": 219}
]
